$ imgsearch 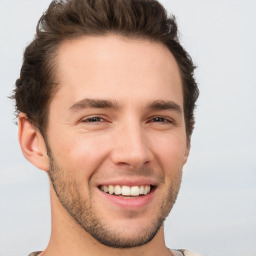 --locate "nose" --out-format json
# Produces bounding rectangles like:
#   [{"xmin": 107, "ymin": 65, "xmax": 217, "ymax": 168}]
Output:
[{"xmin": 110, "ymin": 122, "xmax": 153, "ymax": 169}]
